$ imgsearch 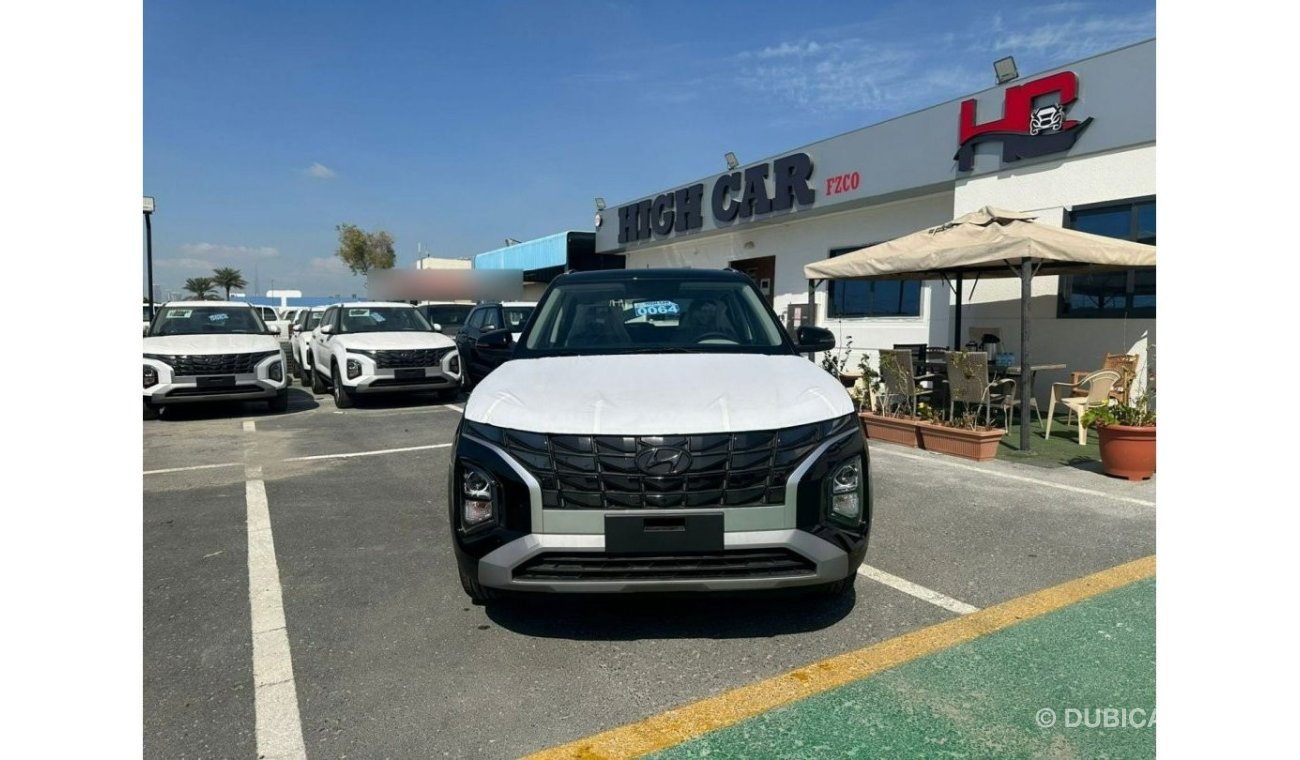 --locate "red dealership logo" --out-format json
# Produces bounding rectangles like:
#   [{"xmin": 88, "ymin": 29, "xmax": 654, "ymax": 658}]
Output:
[{"xmin": 954, "ymin": 71, "xmax": 1093, "ymax": 171}]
